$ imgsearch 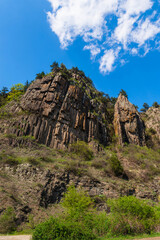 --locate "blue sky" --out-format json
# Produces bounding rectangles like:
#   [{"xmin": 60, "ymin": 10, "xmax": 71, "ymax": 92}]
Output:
[{"xmin": 0, "ymin": 0, "xmax": 160, "ymax": 109}]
